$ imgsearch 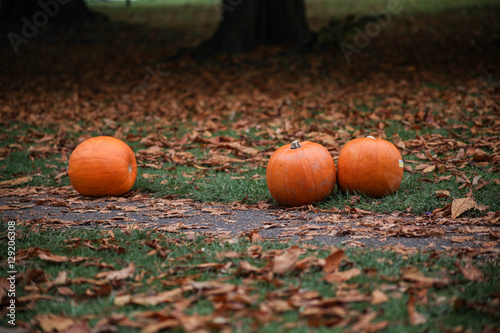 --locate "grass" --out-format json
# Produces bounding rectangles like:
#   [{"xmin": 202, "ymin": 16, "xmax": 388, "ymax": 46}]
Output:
[
  {"xmin": 4, "ymin": 223, "xmax": 498, "ymax": 332},
  {"xmin": 1, "ymin": 1, "xmax": 498, "ymax": 332},
  {"xmin": 2, "ymin": 99, "xmax": 499, "ymax": 215}
]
